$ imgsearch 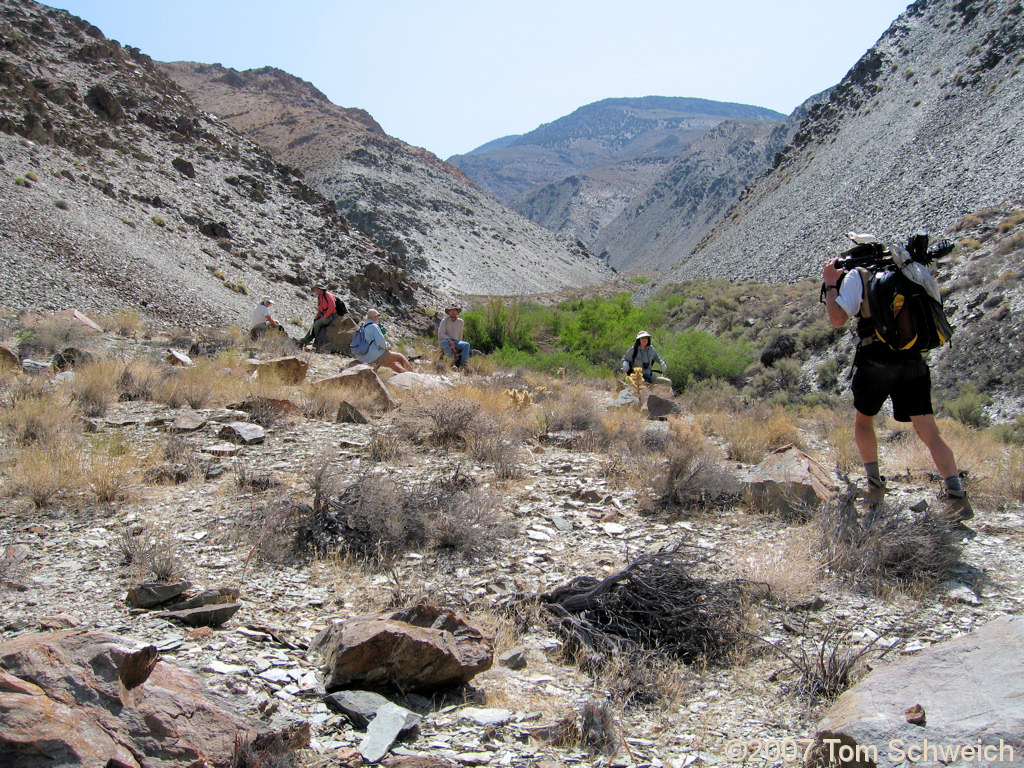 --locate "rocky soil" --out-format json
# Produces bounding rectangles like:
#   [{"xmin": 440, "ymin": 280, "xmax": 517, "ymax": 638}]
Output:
[
  {"xmin": 2, "ymin": 332, "xmax": 1023, "ymax": 767},
  {"xmin": 160, "ymin": 63, "xmax": 615, "ymax": 300}
]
